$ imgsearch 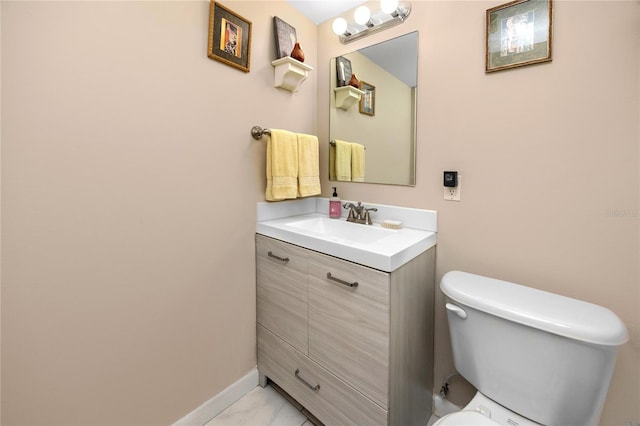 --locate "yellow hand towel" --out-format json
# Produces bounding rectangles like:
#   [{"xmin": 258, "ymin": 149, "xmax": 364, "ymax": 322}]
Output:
[
  {"xmin": 266, "ymin": 129, "xmax": 298, "ymax": 201},
  {"xmin": 351, "ymin": 142, "xmax": 366, "ymax": 182},
  {"xmin": 332, "ymin": 139, "xmax": 352, "ymax": 182},
  {"xmin": 297, "ymin": 133, "xmax": 321, "ymax": 197},
  {"xmin": 329, "ymin": 143, "xmax": 336, "ymax": 180}
]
